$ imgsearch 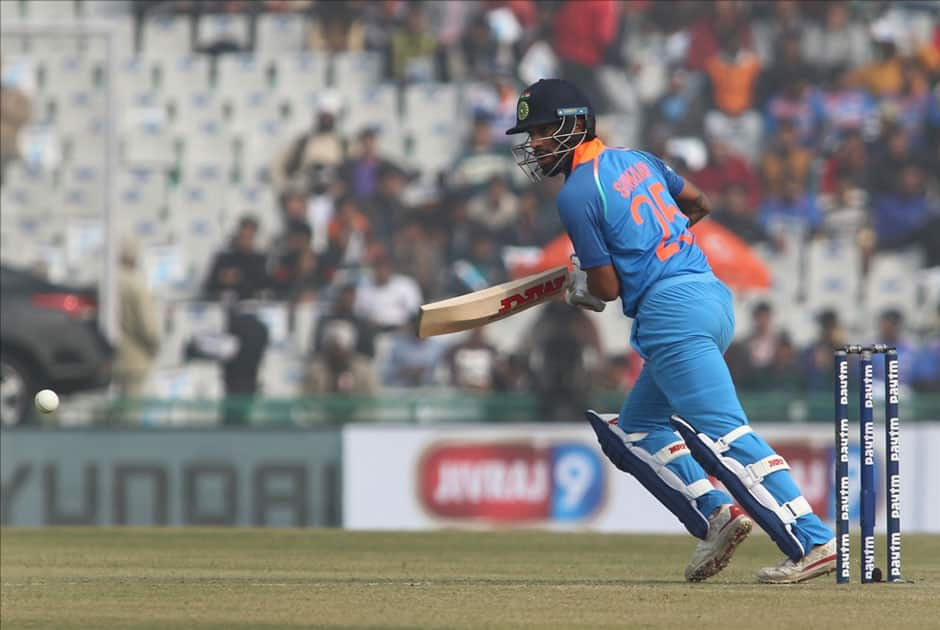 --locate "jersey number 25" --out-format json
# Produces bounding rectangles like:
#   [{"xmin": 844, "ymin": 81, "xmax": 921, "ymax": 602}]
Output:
[{"xmin": 630, "ymin": 182, "xmax": 693, "ymax": 262}]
